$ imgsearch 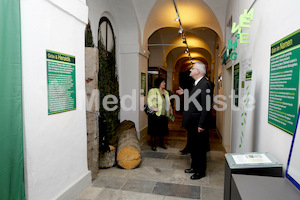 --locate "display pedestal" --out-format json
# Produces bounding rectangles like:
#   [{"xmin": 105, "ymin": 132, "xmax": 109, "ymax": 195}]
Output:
[
  {"xmin": 224, "ymin": 152, "xmax": 283, "ymax": 200},
  {"xmin": 231, "ymin": 174, "xmax": 300, "ymax": 200}
]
